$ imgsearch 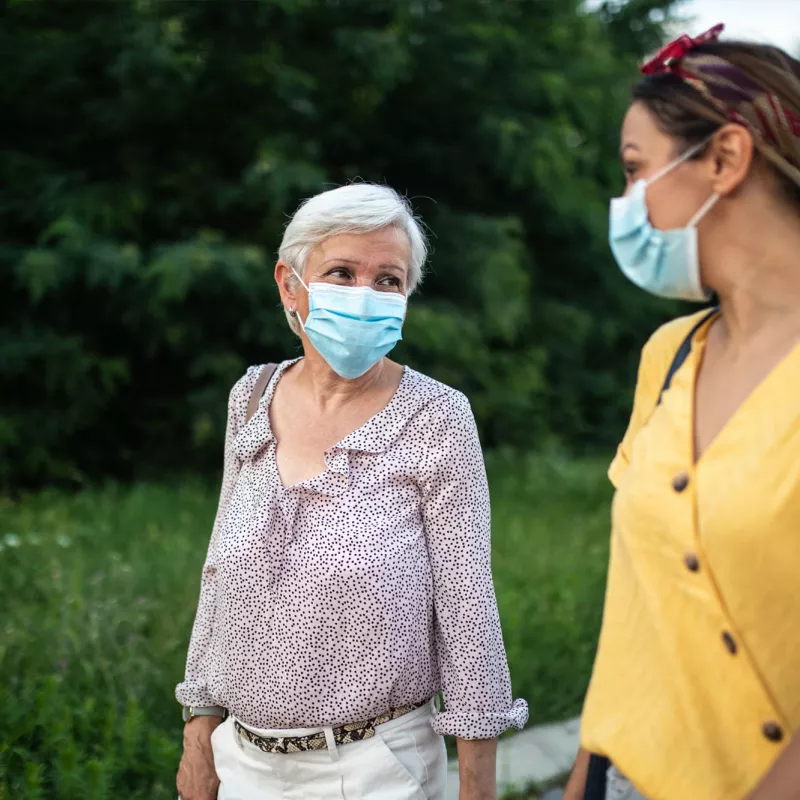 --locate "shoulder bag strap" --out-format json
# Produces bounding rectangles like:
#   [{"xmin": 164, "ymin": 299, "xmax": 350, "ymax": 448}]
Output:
[
  {"xmin": 656, "ymin": 307, "xmax": 719, "ymax": 406},
  {"xmin": 584, "ymin": 753, "xmax": 611, "ymax": 799},
  {"xmin": 246, "ymin": 363, "xmax": 278, "ymax": 423}
]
